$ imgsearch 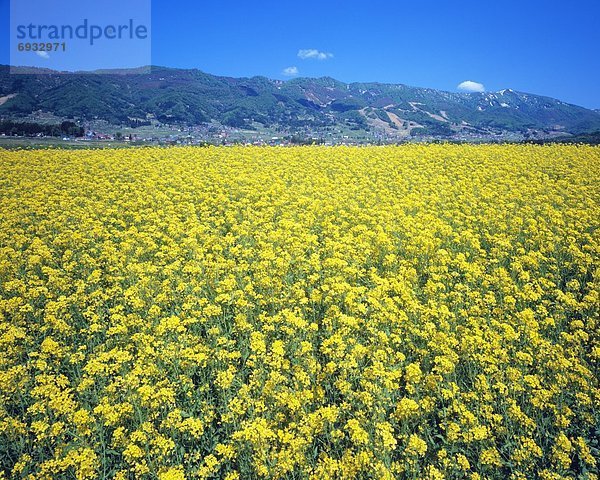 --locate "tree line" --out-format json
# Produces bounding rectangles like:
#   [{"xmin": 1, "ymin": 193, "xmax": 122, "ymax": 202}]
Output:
[{"xmin": 0, "ymin": 120, "xmax": 84, "ymax": 137}]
